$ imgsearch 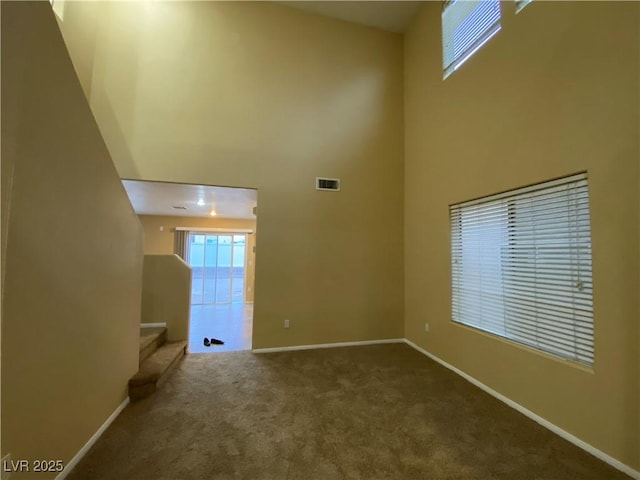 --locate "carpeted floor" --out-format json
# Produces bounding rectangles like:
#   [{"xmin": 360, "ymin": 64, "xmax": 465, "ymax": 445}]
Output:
[{"xmin": 67, "ymin": 343, "xmax": 631, "ymax": 480}]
